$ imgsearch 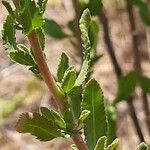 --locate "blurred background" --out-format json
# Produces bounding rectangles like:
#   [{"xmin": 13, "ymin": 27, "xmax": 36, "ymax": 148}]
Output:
[{"xmin": 0, "ymin": 0, "xmax": 150, "ymax": 149}]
